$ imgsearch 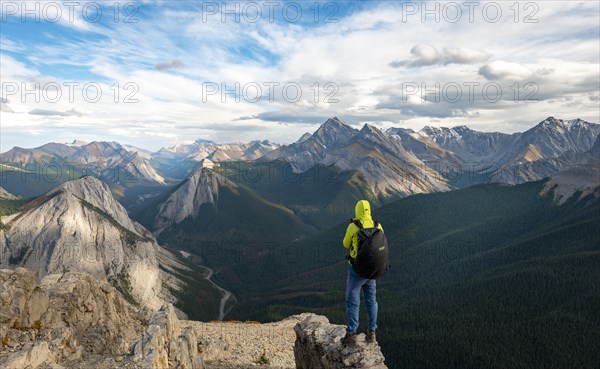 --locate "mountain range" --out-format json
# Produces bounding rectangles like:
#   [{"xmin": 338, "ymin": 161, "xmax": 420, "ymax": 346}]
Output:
[
  {"xmin": 0, "ymin": 116, "xmax": 598, "ymax": 368},
  {"xmin": 2, "ymin": 116, "xmax": 598, "ymax": 198},
  {"xmin": 390, "ymin": 117, "xmax": 600, "ymax": 184},
  {"xmin": 2, "ymin": 116, "xmax": 598, "ymax": 244}
]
